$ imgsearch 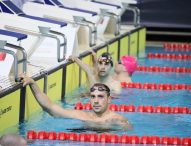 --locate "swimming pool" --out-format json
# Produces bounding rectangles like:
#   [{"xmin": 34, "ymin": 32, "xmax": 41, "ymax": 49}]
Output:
[{"xmin": 7, "ymin": 46, "xmax": 191, "ymax": 145}]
